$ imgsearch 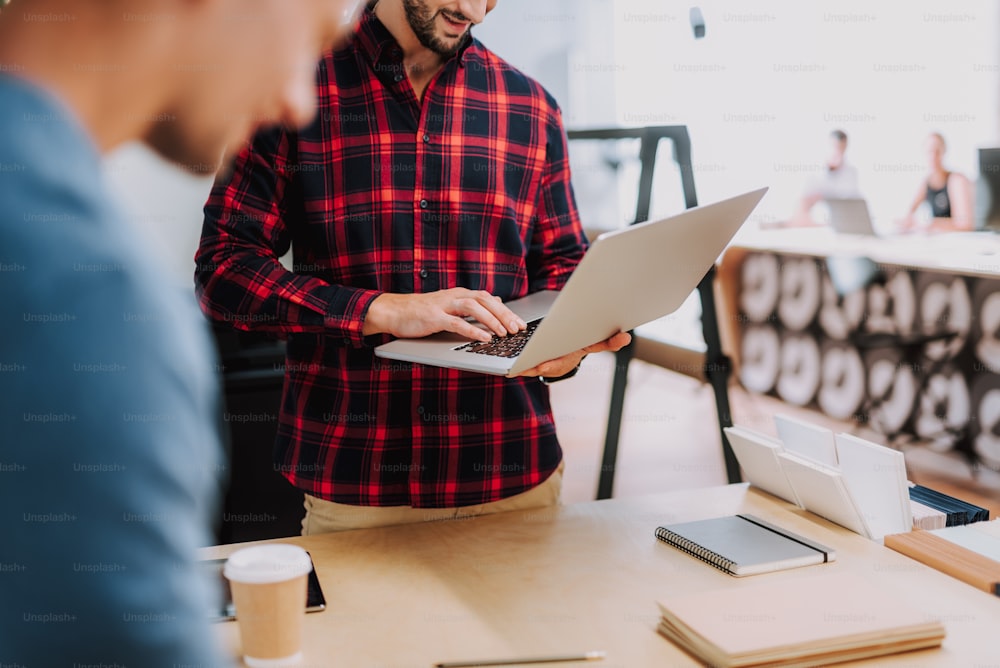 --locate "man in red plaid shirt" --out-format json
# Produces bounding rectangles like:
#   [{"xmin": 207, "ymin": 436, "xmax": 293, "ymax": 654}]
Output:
[{"xmin": 196, "ymin": 0, "xmax": 629, "ymax": 533}]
